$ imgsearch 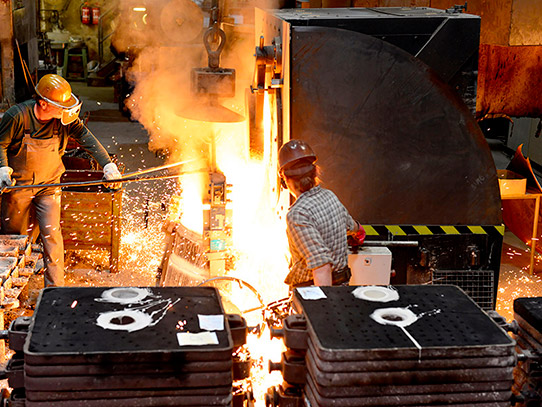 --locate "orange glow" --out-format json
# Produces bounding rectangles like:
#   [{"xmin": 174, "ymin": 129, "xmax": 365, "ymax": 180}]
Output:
[
  {"xmin": 213, "ymin": 92, "xmax": 290, "ymax": 304},
  {"xmin": 159, "ymin": 91, "xmax": 291, "ymax": 405},
  {"xmin": 151, "ymin": 90, "xmax": 291, "ymax": 304},
  {"xmin": 108, "ymin": 16, "xmax": 295, "ymax": 400},
  {"xmin": 179, "ymin": 172, "xmax": 205, "ymax": 235},
  {"xmin": 244, "ymin": 333, "xmax": 286, "ymax": 401}
]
